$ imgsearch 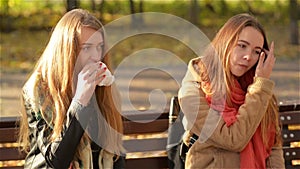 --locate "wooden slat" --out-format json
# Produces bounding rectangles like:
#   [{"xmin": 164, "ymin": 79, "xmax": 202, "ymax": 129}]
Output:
[
  {"xmin": 123, "ymin": 119, "xmax": 168, "ymax": 134},
  {"xmin": 0, "ymin": 166, "xmax": 24, "ymax": 169},
  {"xmin": 279, "ymin": 111, "xmax": 300, "ymax": 125},
  {"xmin": 0, "ymin": 128, "xmax": 18, "ymax": 143},
  {"xmin": 281, "ymin": 129, "xmax": 300, "ymax": 145},
  {"xmin": 279, "ymin": 102, "xmax": 300, "ymax": 112},
  {"xmin": 0, "ymin": 147, "xmax": 26, "ymax": 161},
  {"xmin": 0, "ymin": 117, "xmax": 19, "ymax": 128},
  {"xmin": 124, "ymin": 137, "xmax": 167, "ymax": 153},
  {"xmin": 123, "ymin": 110, "xmax": 169, "ymax": 121},
  {"xmin": 283, "ymin": 147, "xmax": 300, "ymax": 162},
  {"xmin": 125, "ymin": 156, "xmax": 168, "ymax": 169}
]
